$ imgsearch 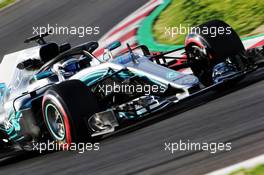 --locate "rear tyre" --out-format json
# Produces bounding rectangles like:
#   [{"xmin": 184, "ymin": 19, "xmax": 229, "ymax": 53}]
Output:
[
  {"xmin": 185, "ymin": 20, "xmax": 245, "ymax": 86},
  {"xmin": 42, "ymin": 80, "xmax": 100, "ymax": 146}
]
